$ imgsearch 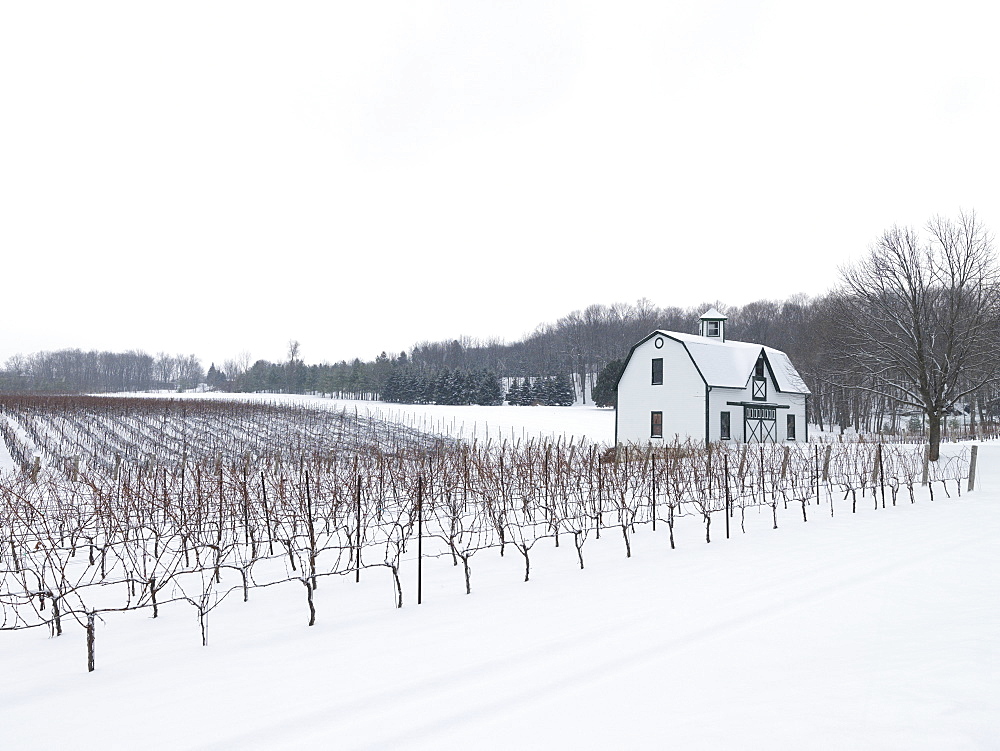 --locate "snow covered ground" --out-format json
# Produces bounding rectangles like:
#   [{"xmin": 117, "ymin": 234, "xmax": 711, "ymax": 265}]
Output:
[
  {"xmin": 1, "ymin": 401, "xmax": 998, "ymax": 749},
  {"xmin": 103, "ymin": 391, "xmax": 618, "ymax": 444}
]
